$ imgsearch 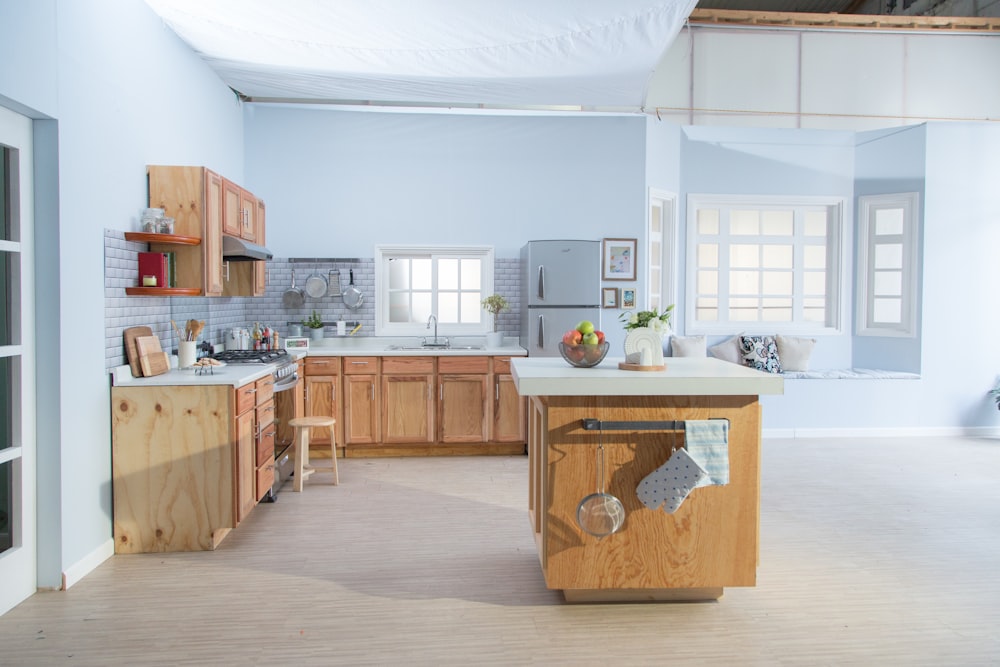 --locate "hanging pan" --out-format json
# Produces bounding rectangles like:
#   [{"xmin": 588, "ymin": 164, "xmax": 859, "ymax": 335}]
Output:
[
  {"xmin": 282, "ymin": 270, "xmax": 305, "ymax": 309},
  {"xmin": 576, "ymin": 431, "xmax": 625, "ymax": 539},
  {"xmin": 342, "ymin": 268, "xmax": 364, "ymax": 310}
]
